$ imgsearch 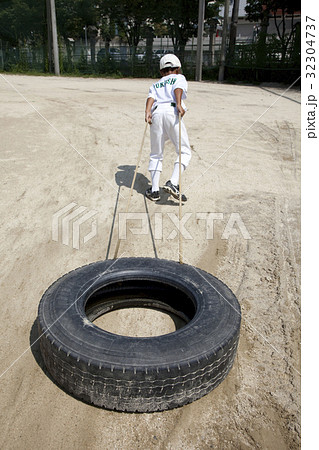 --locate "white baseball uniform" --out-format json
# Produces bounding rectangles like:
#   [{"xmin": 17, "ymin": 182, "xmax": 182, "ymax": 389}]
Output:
[{"xmin": 147, "ymin": 73, "xmax": 192, "ymax": 173}]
